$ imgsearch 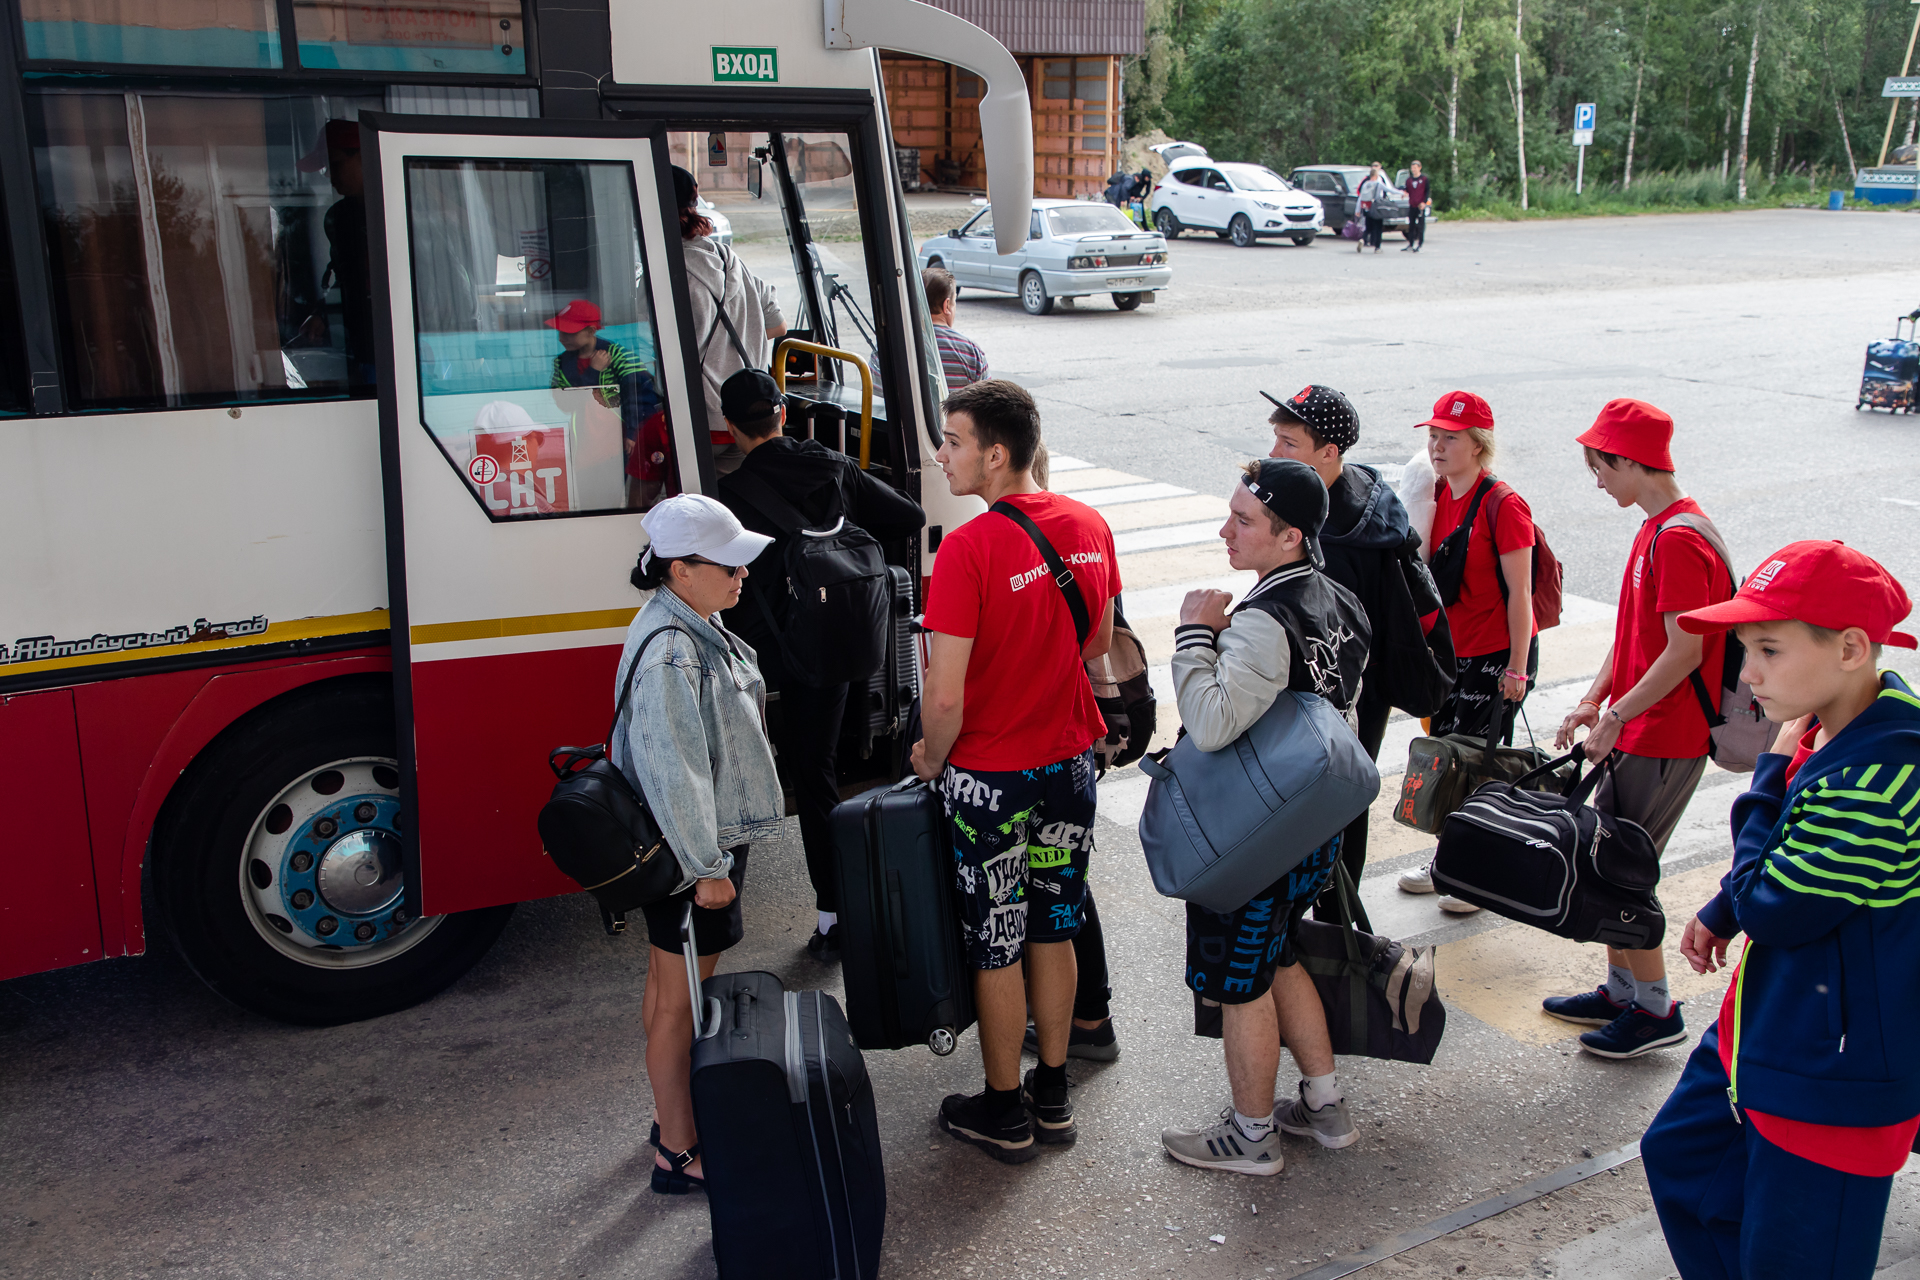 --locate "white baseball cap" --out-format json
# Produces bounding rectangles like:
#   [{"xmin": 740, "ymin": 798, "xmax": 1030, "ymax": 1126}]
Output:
[{"xmin": 638, "ymin": 493, "xmax": 772, "ymax": 570}]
